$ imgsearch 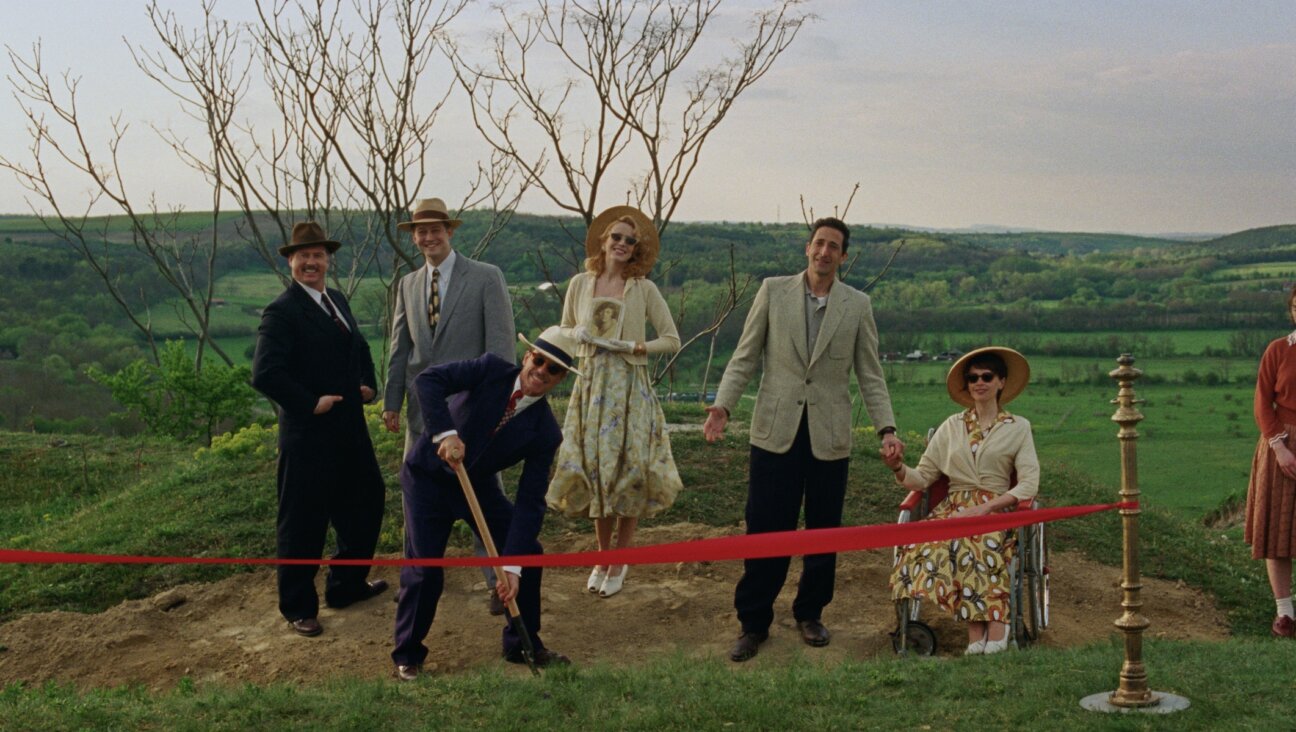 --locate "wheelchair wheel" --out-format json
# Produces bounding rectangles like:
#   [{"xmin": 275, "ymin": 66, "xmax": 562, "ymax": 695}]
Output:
[{"xmin": 891, "ymin": 620, "xmax": 937, "ymax": 657}]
